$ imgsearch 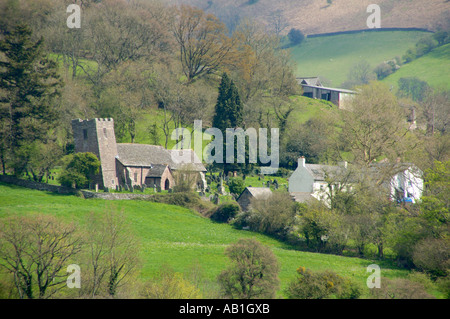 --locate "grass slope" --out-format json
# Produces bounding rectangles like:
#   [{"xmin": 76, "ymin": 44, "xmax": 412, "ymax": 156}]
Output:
[
  {"xmin": 290, "ymin": 30, "xmax": 429, "ymax": 87},
  {"xmin": 382, "ymin": 43, "xmax": 450, "ymax": 91},
  {"xmin": 0, "ymin": 183, "xmax": 410, "ymax": 298}
]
